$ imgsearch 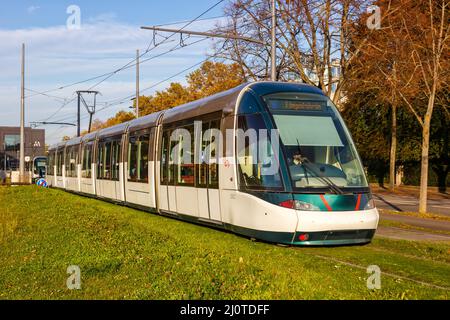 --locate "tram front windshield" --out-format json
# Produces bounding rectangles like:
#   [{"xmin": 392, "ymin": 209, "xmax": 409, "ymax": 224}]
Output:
[{"xmin": 264, "ymin": 93, "xmax": 368, "ymax": 191}]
